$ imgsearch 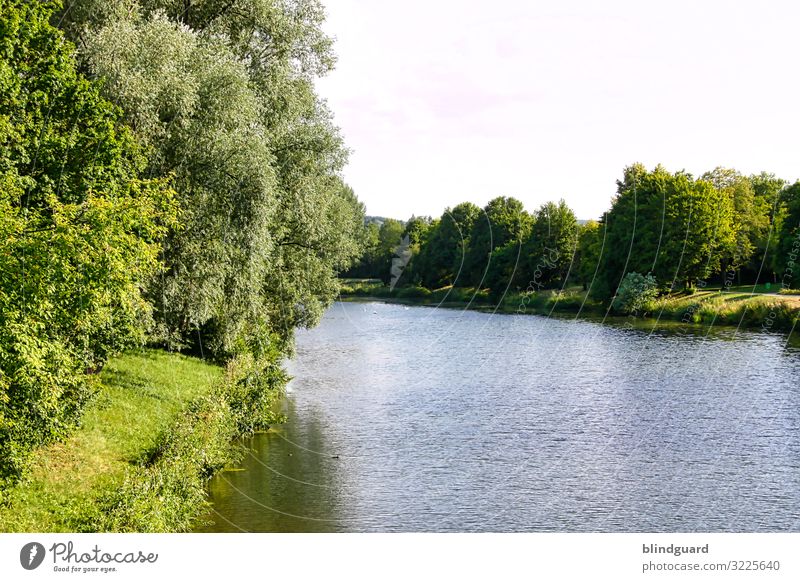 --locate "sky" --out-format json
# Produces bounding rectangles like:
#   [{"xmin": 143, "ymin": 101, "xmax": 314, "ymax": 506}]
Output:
[{"xmin": 315, "ymin": 0, "xmax": 800, "ymax": 221}]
